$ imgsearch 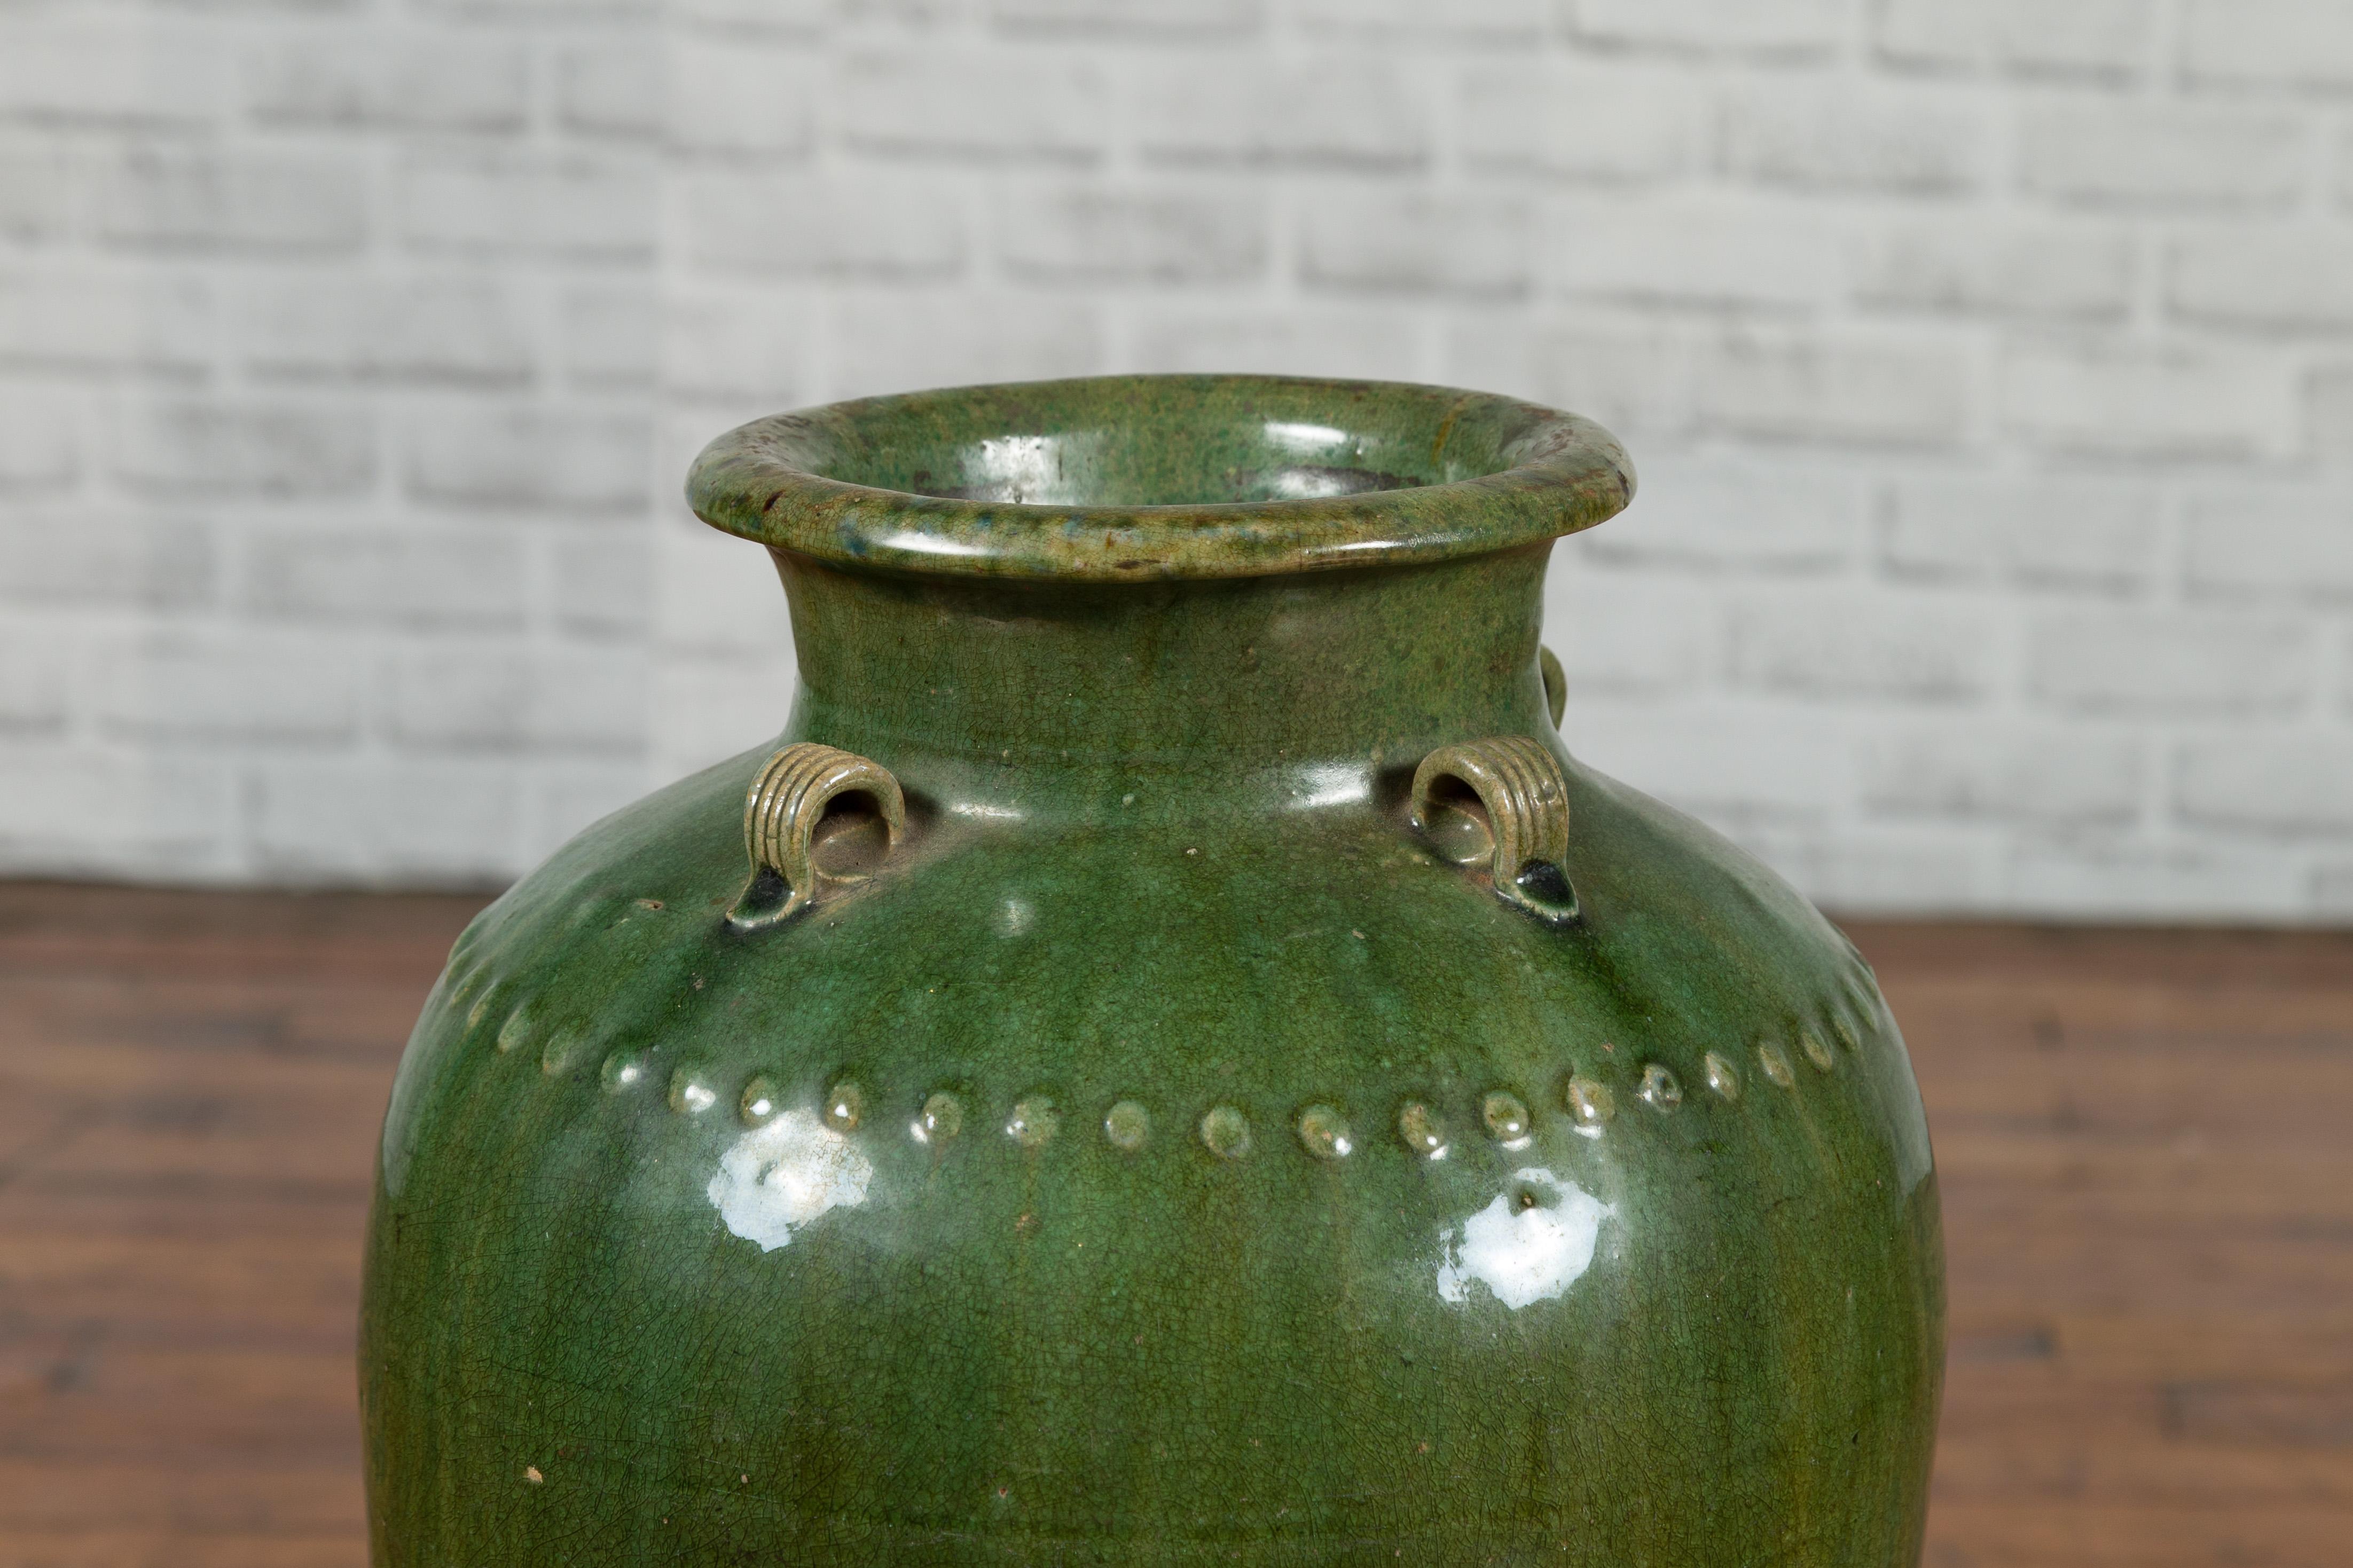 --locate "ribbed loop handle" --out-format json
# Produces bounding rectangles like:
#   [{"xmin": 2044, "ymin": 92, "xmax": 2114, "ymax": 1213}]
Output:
[
  {"xmin": 732, "ymin": 743, "xmax": 906, "ymax": 927},
  {"xmin": 1410, "ymin": 736, "xmax": 1577, "ymax": 925}
]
